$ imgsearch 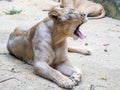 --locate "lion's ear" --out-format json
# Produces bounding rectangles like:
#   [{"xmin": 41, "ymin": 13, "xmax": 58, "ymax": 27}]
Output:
[{"xmin": 48, "ymin": 9, "xmax": 61, "ymax": 21}]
